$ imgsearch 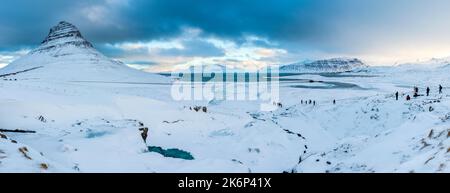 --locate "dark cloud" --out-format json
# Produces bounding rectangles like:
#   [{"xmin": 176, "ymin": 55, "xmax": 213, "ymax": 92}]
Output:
[
  {"xmin": 0, "ymin": 1, "xmax": 82, "ymax": 47},
  {"xmin": 158, "ymin": 40, "xmax": 224, "ymax": 57},
  {"xmin": 96, "ymin": 44, "xmax": 126, "ymax": 58},
  {"xmin": 121, "ymin": 0, "xmax": 319, "ymax": 41},
  {"xmin": 0, "ymin": 0, "xmax": 332, "ymax": 49},
  {"xmin": 2, "ymin": 0, "xmax": 450, "ymax": 64}
]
